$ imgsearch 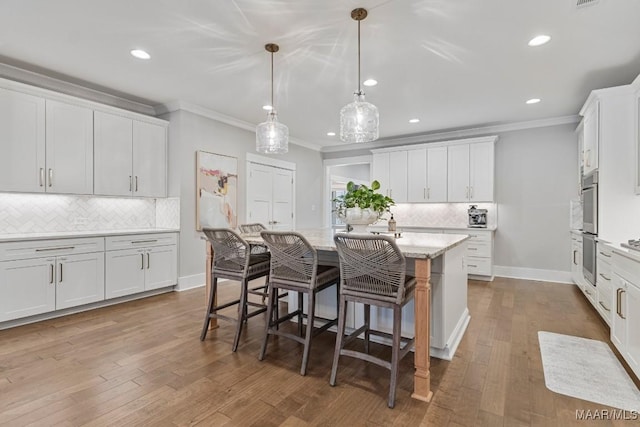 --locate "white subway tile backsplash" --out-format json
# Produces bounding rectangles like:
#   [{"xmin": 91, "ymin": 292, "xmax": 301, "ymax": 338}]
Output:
[
  {"xmin": 390, "ymin": 203, "xmax": 497, "ymax": 228},
  {"xmin": 0, "ymin": 193, "xmax": 179, "ymax": 234}
]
